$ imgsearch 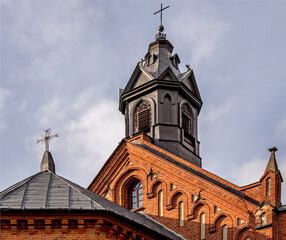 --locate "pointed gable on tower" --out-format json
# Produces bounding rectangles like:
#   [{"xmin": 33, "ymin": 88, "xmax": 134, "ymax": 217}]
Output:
[{"xmin": 119, "ymin": 26, "xmax": 202, "ymax": 167}]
